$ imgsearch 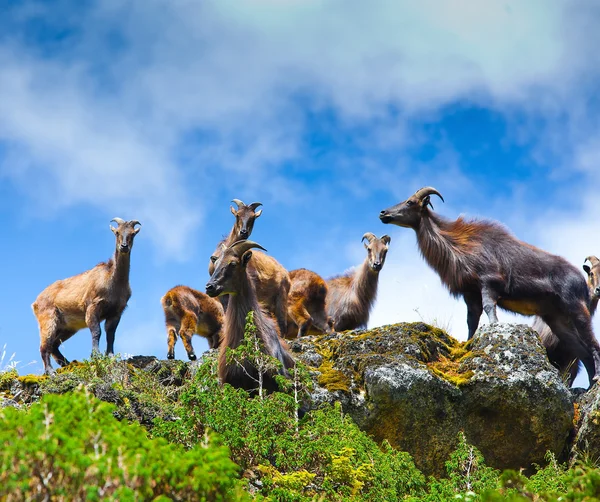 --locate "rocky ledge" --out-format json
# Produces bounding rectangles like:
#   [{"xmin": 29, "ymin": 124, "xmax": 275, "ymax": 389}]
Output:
[{"xmin": 289, "ymin": 322, "xmax": 575, "ymax": 476}]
